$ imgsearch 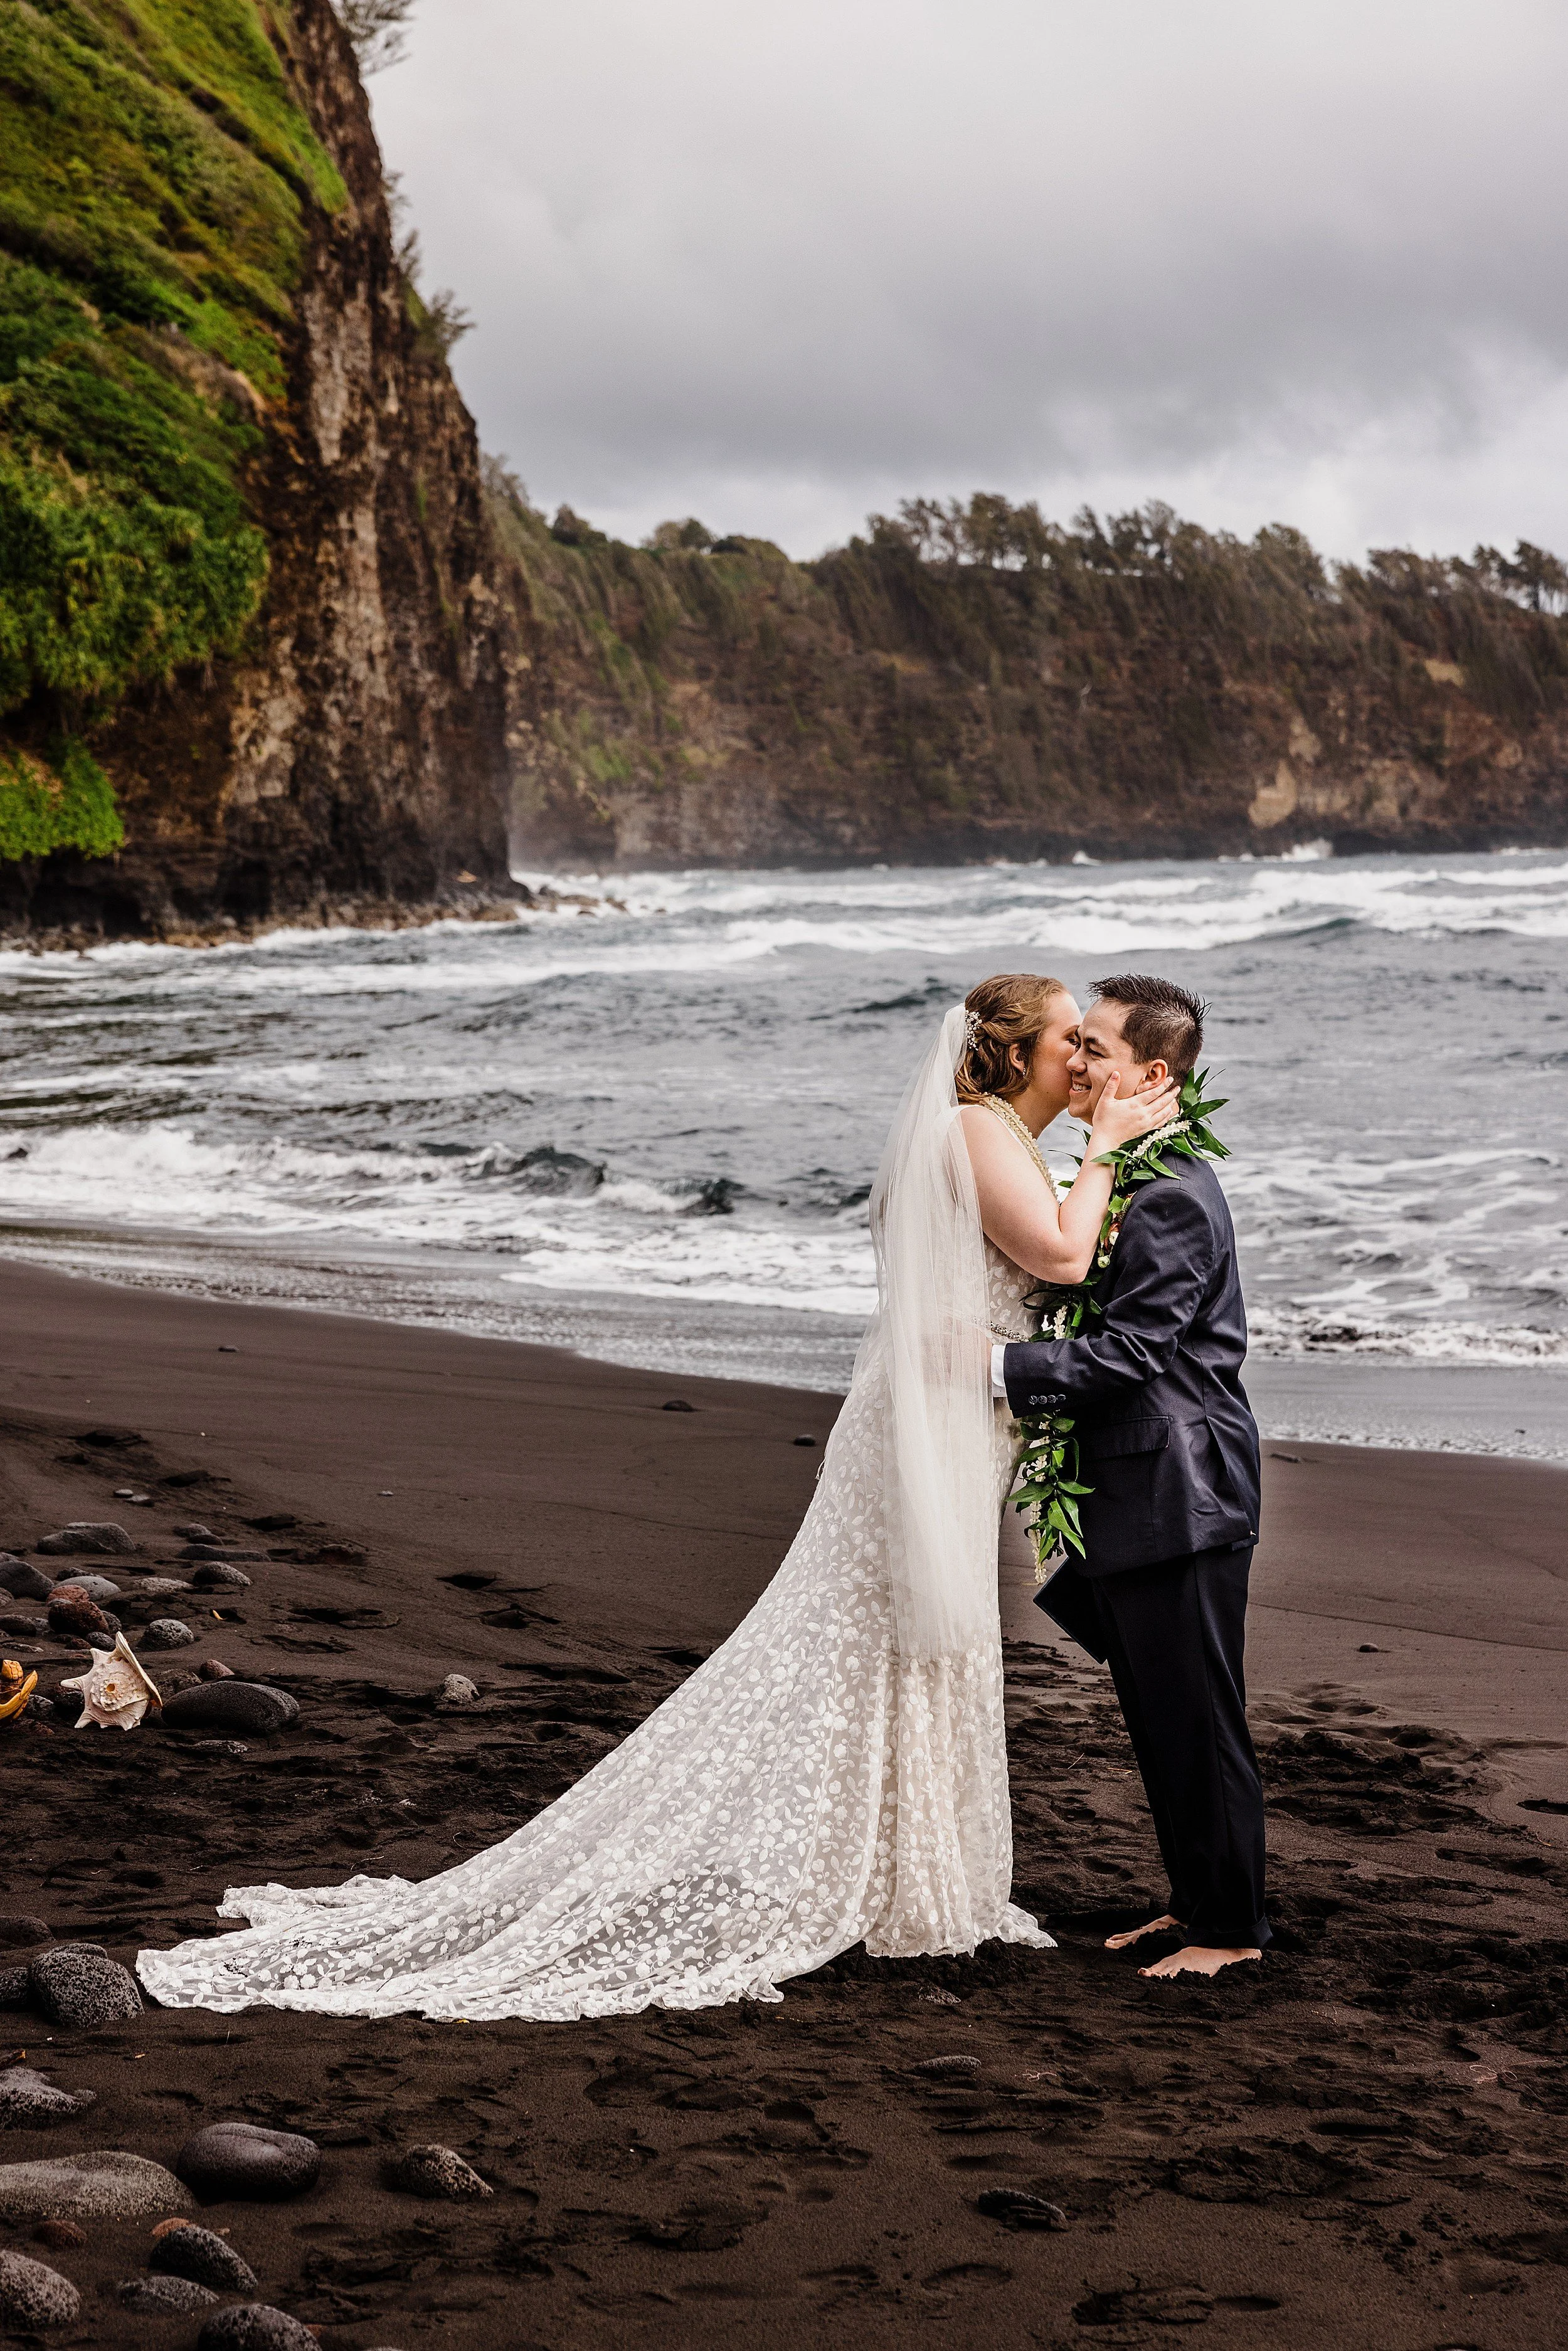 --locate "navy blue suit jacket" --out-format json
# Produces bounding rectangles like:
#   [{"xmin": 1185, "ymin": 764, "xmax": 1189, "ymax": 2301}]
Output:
[{"xmin": 1002, "ymin": 1157, "xmax": 1261, "ymax": 1576}]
